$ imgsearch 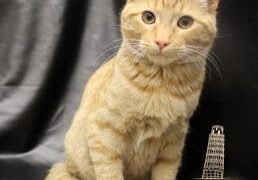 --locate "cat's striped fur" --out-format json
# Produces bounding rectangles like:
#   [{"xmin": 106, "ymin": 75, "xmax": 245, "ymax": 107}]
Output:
[{"xmin": 46, "ymin": 0, "xmax": 219, "ymax": 179}]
